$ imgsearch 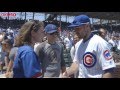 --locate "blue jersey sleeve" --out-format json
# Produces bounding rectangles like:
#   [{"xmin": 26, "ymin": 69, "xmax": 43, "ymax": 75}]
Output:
[{"xmin": 22, "ymin": 51, "xmax": 42, "ymax": 78}]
